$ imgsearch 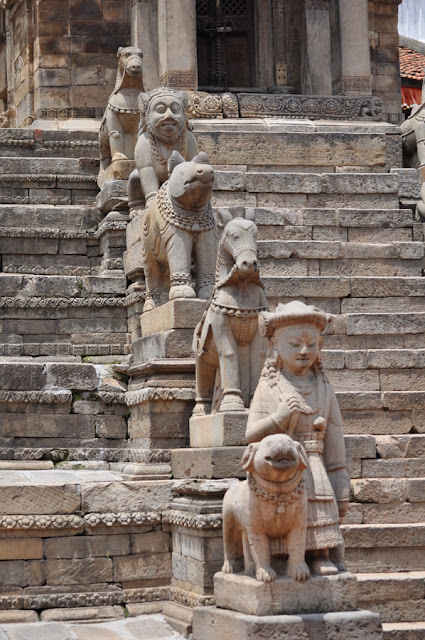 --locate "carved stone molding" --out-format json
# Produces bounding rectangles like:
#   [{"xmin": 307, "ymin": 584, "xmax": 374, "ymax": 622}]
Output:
[
  {"xmin": 126, "ymin": 387, "xmax": 195, "ymax": 405},
  {"xmin": 160, "ymin": 71, "xmax": 197, "ymax": 91},
  {"xmin": 187, "ymin": 92, "xmax": 223, "ymax": 119},
  {"xmin": 163, "ymin": 509, "xmax": 223, "ymax": 530},
  {"xmin": 0, "ymin": 390, "xmax": 71, "ymax": 404},
  {"xmin": 85, "ymin": 511, "xmax": 162, "ymax": 527},
  {"xmin": 3, "ymin": 265, "xmax": 91, "ymax": 276},
  {"xmin": 0, "ymin": 585, "xmax": 213, "ymax": 612},
  {"xmin": 0, "ymin": 297, "xmax": 126, "ymax": 309},
  {"xmin": 238, "ymin": 93, "xmax": 383, "ymax": 120},
  {"xmin": 0, "ymin": 139, "xmax": 34, "ymax": 148},
  {"xmin": 98, "ymin": 391, "xmax": 126, "ymax": 404},
  {"xmin": 340, "ymin": 76, "xmax": 372, "ymax": 95},
  {"xmin": 305, "ymin": 0, "xmax": 330, "ymax": 8},
  {"xmin": 37, "ymin": 108, "xmax": 104, "ymax": 120},
  {"xmin": 0, "ymin": 227, "xmax": 95, "ymax": 239},
  {"xmin": 0, "ymin": 447, "xmax": 171, "ymax": 463},
  {"xmin": 0, "ymin": 514, "xmax": 83, "ymax": 531},
  {"xmin": 96, "ymin": 220, "xmax": 128, "ymax": 239}
]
